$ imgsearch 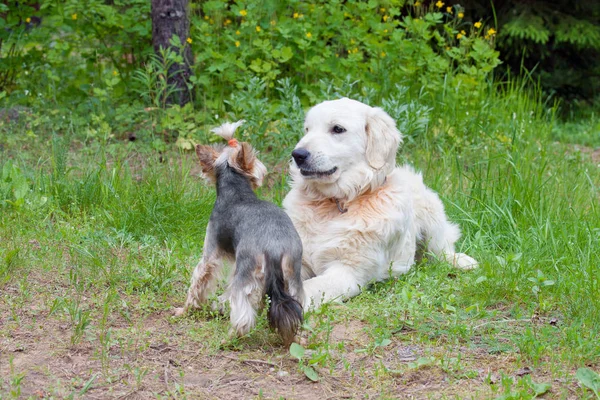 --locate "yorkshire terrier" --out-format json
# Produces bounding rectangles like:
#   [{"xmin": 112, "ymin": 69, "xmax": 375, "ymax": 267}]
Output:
[{"xmin": 174, "ymin": 120, "xmax": 304, "ymax": 346}]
